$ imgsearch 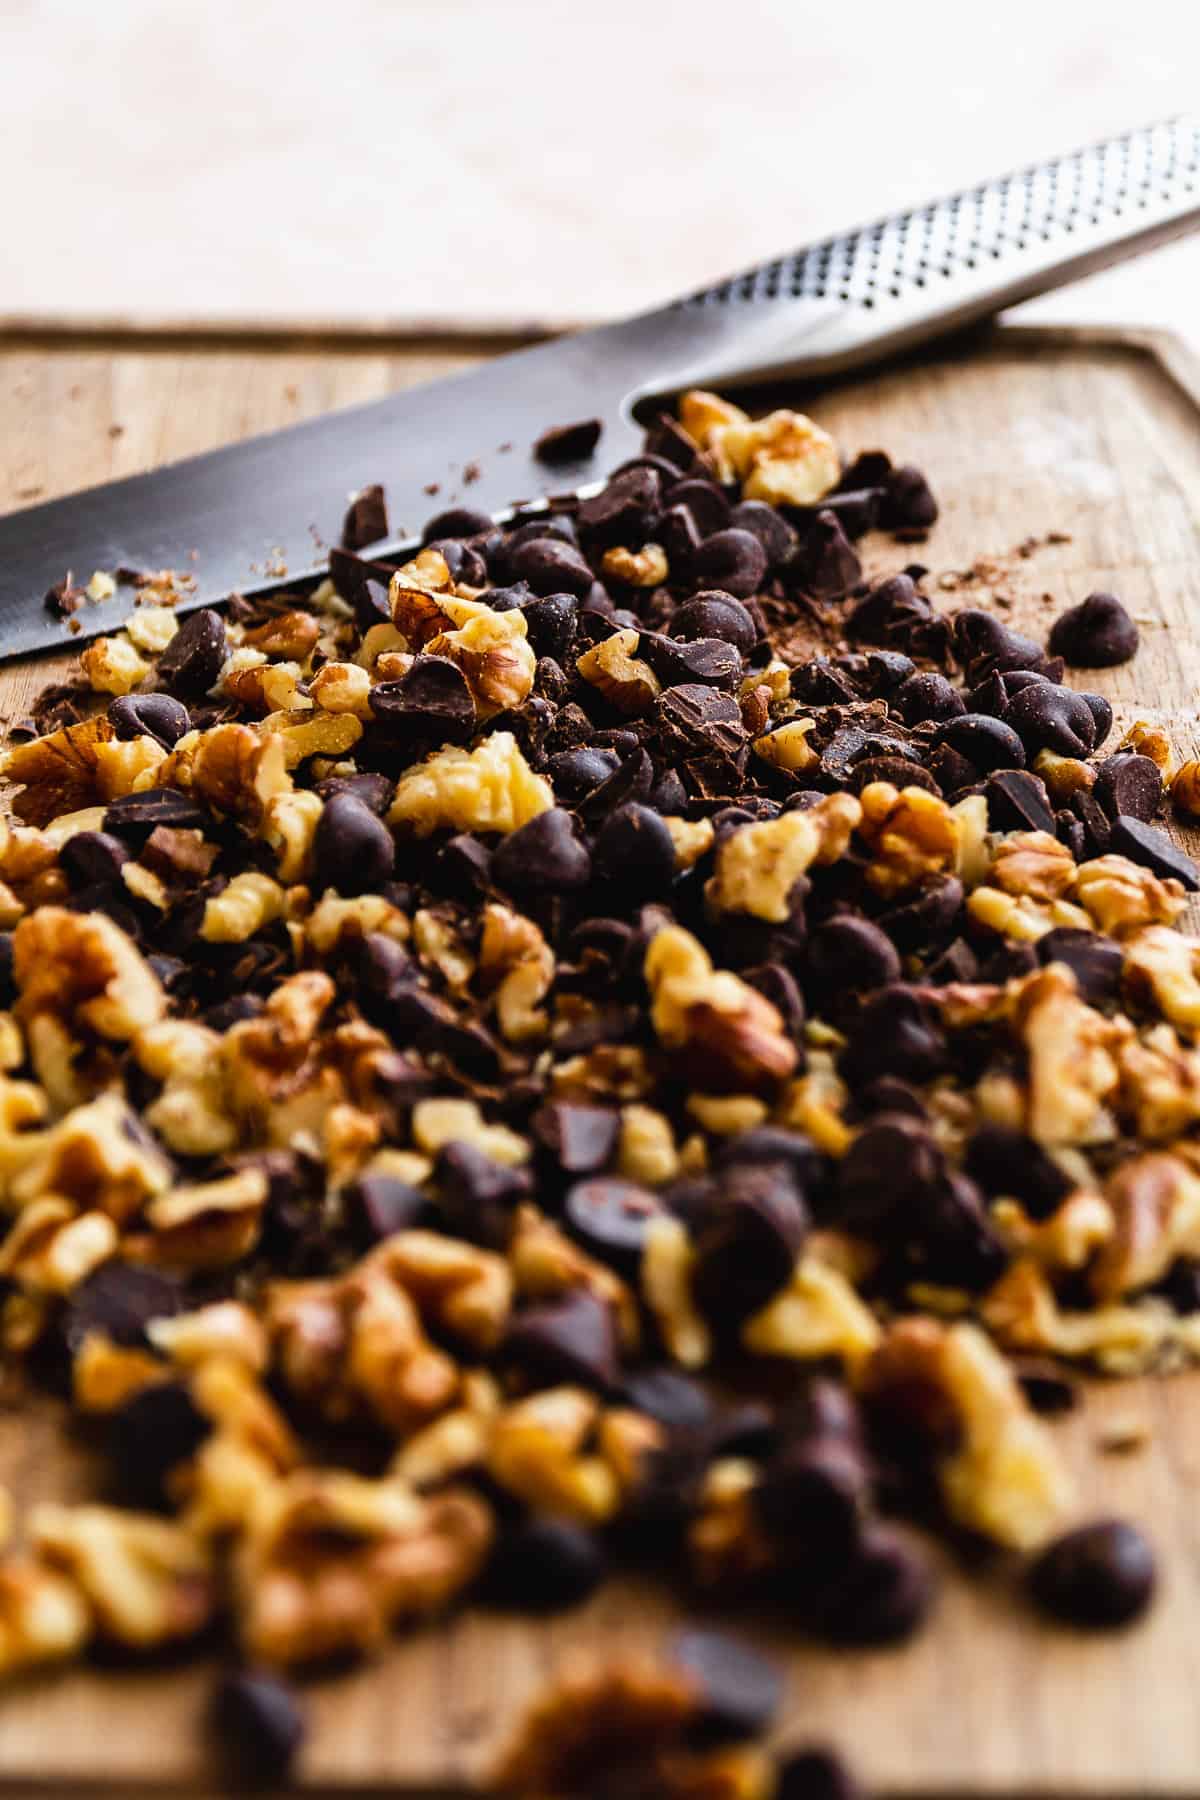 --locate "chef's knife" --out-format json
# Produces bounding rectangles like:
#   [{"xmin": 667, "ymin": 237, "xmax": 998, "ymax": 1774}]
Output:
[{"xmin": 2, "ymin": 116, "xmax": 1198, "ymax": 662}]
